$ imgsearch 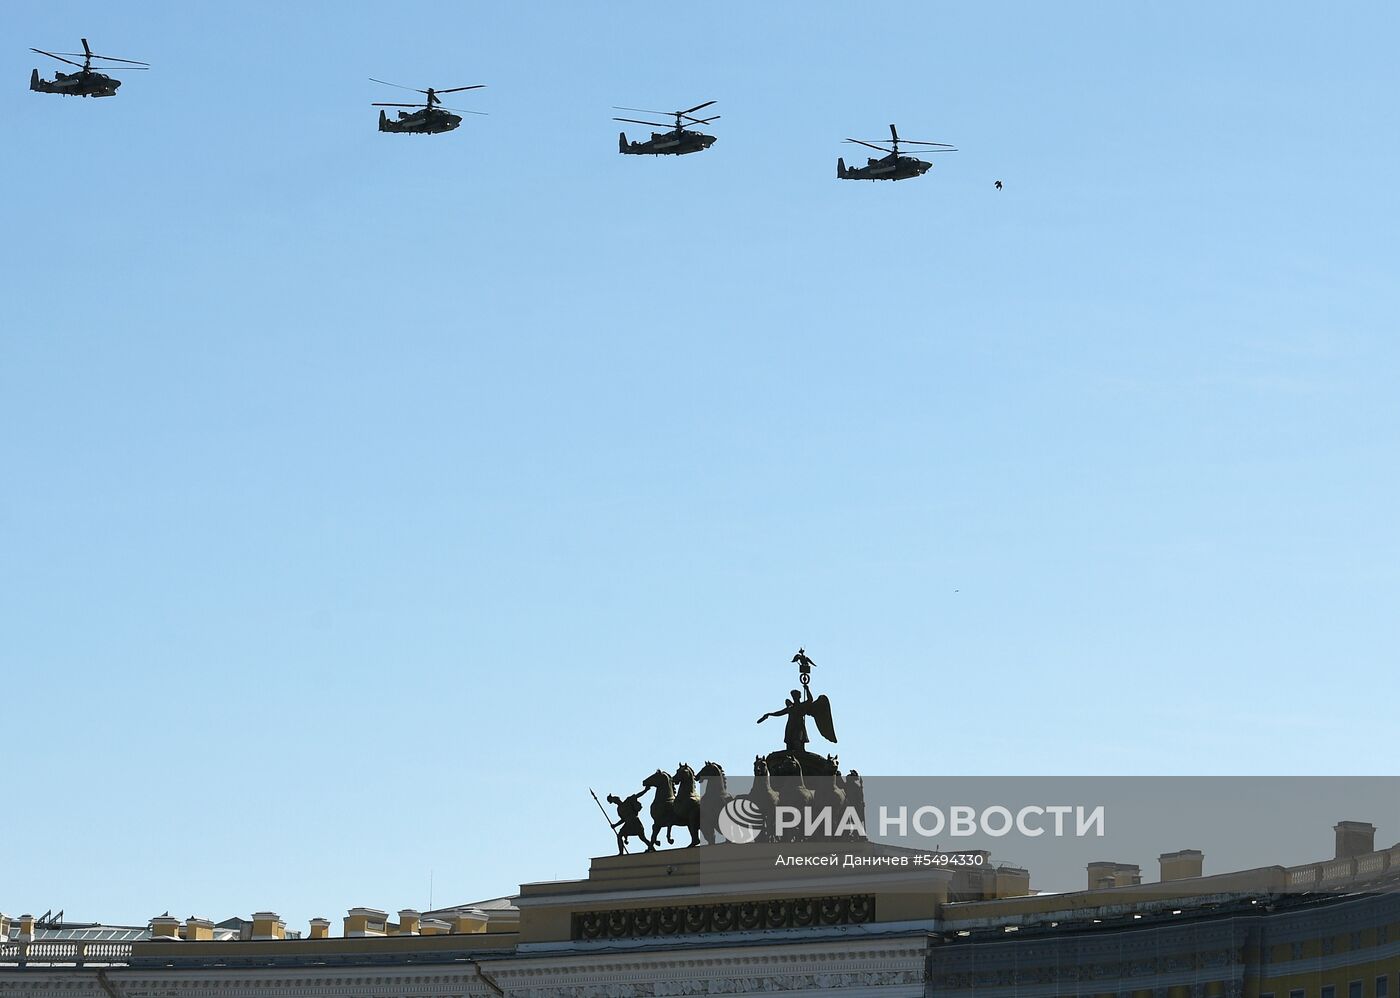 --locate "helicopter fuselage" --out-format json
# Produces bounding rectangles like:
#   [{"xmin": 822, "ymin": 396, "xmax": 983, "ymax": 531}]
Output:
[
  {"xmin": 30, "ymin": 68, "xmax": 120, "ymax": 98},
  {"xmin": 619, "ymin": 128, "xmax": 716, "ymax": 156},
  {"xmin": 837, "ymin": 153, "xmax": 932, "ymax": 181},
  {"xmin": 378, "ymin": 107, "xmax": 462, "ymax": 134}
]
